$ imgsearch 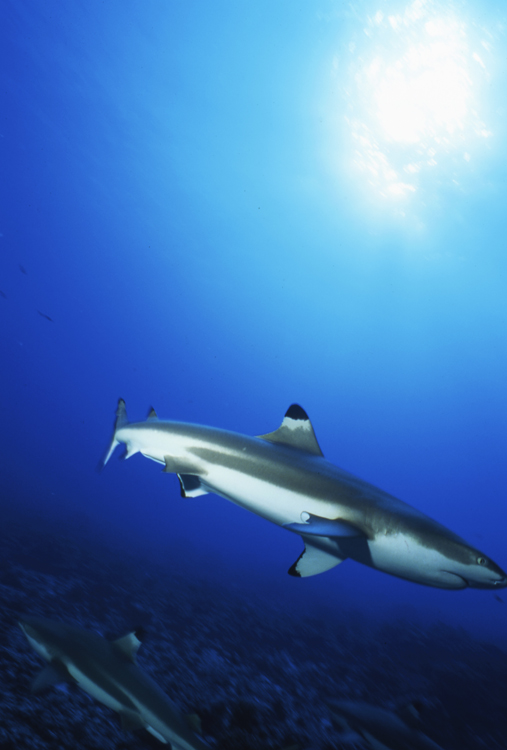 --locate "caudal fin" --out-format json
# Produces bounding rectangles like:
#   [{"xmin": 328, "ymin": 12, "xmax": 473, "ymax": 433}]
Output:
[{"xmin": 97, "ymin": 399, "xmax": 128, "ymax": 471}]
